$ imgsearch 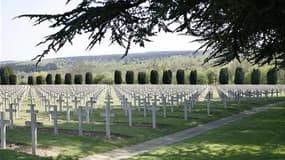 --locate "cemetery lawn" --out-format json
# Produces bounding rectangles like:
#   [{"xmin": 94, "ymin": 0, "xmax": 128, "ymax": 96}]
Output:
[
  {"xmin": 1, "ymin": 97, "xmax": 284, "ymax": 159},
  {"xmin": 128, "ymin": 104, "xmax": 285, "ymax": 160}
]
